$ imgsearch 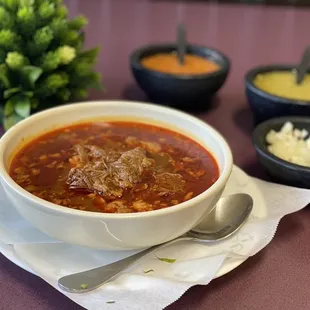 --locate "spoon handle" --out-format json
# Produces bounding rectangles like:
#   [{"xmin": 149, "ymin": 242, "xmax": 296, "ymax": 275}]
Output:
[
  {"xmin": 177, "ymin": 23, "xmax": 186, "ymax": 65},
  {"xmin": 296, "ymin": 45, "xmax": 310, "ymax": 84},
  {"xmin": 58, "ymin": 236, "xmax": 191, "ymax": 293}
]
